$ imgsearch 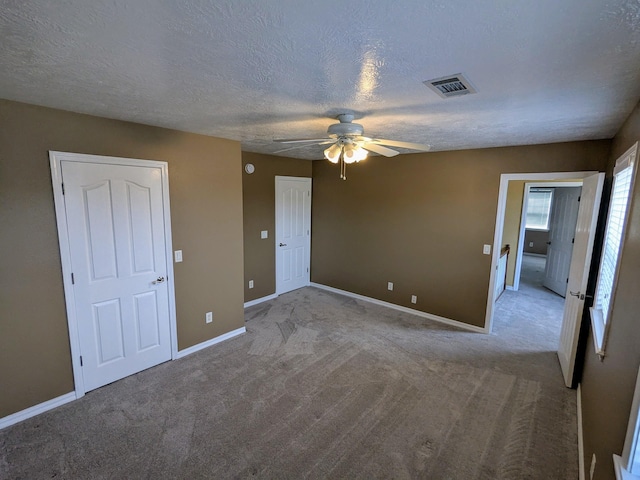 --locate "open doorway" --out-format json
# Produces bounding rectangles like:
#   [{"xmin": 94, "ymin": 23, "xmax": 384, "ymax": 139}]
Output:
[
  {"xmin": 486, "ymin": 171, "xmax": 604, "ymax": 386},
  {"xmin": 512, "ymin": 182, "xmax": 583, "ymax": 296}
]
